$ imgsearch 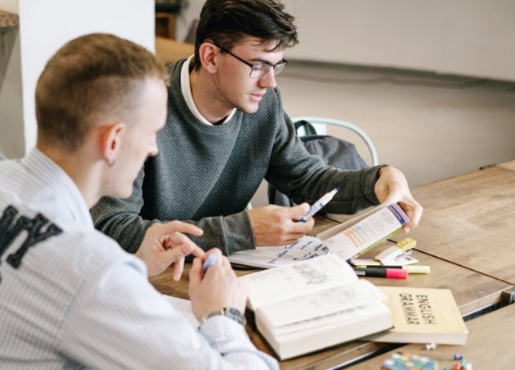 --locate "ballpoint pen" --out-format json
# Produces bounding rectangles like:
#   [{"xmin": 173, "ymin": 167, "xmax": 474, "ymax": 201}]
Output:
[
  {"xmin": 298, "ymin": 187, "xmax": 340, "ymax": 222},
  {"xmin": 201, "ymin": 253, "xmax": 218, "ymax": 274}
]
